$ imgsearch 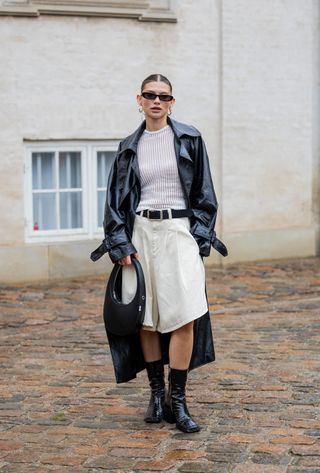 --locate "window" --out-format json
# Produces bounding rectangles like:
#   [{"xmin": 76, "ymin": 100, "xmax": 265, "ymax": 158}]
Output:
[
  {"xmin": 32, "ymin": 151, "xmax": 82, "ymax": 231},
  {"xmin": 25, "ymin": 142, "xmax": 119, "ymax": 242}
]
